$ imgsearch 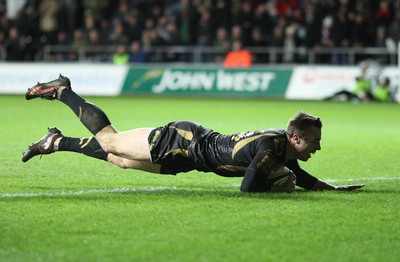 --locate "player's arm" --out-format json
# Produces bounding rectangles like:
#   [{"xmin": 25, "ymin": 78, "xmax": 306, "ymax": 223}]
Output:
[
  {"xmin": 240, "ymin": 150, "xmax": 271, "ymax": 193},
  {"xmin": 285, "ymin": 159, "xmax": 317, "ymax": 190},
  {"xmin": 241, "ymin": 150, "xmax": 295, "ymax": 193},
  {"xmin": 285, "ymin": 160, "xmax": 364, "ymax": 191}
]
